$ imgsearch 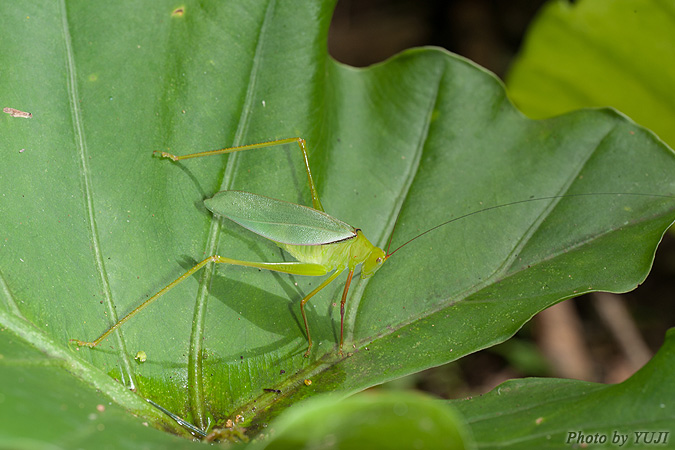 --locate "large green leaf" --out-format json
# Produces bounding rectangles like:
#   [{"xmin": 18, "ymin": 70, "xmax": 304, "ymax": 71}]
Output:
[
  {"xmin": 2, "ymin": 0, "xmax": 675, "ymax": 444},
  {"xmin": 505, "ymin": 0, "xmax": 675, "ymax": 148},
  {"xmin": 452, "ymin": 328, "xmax": 675, "ymax": 448}
]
